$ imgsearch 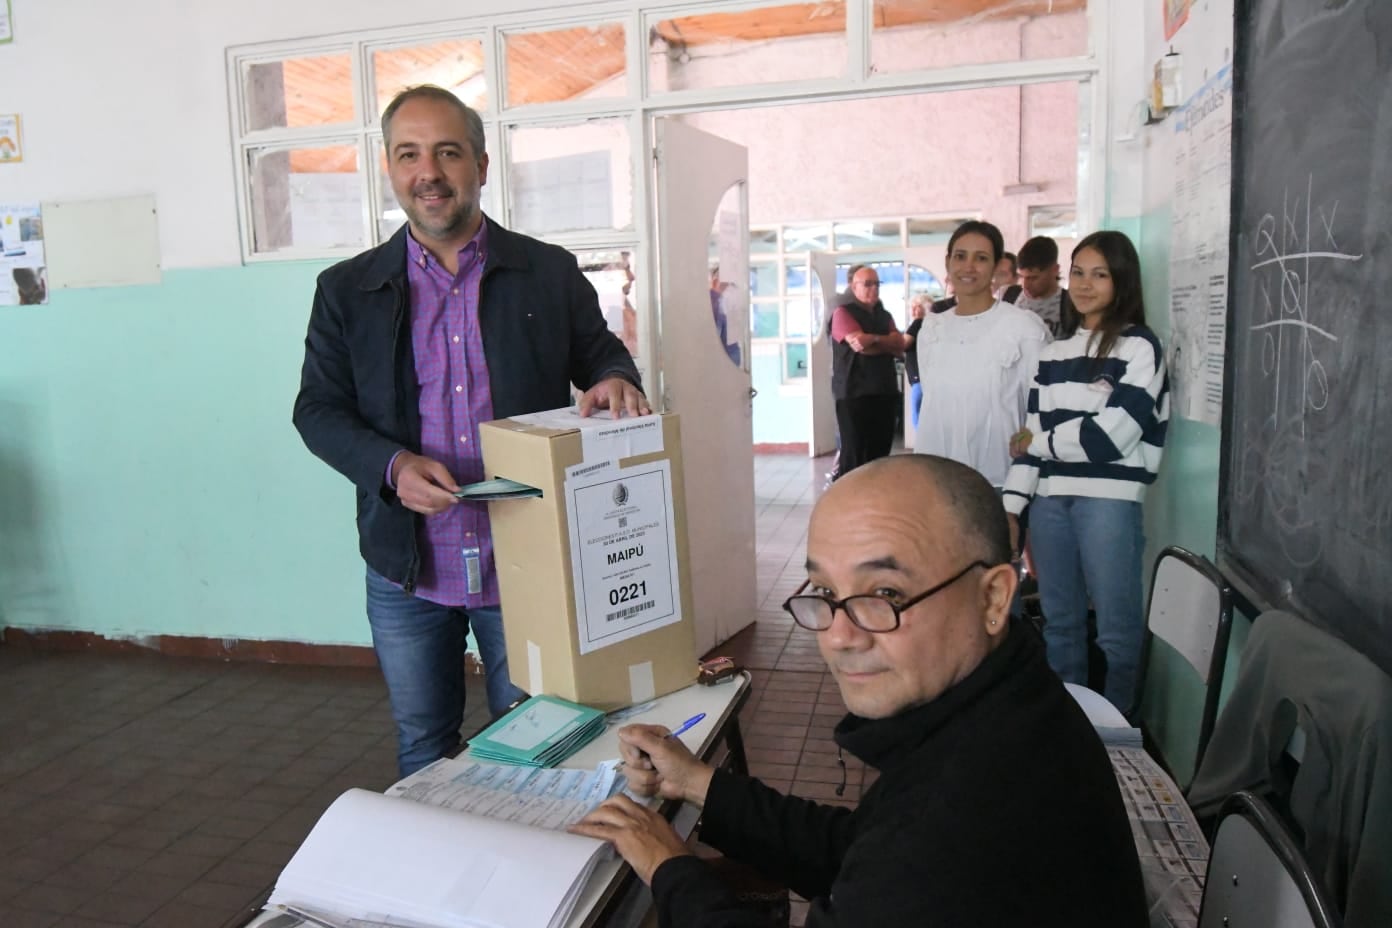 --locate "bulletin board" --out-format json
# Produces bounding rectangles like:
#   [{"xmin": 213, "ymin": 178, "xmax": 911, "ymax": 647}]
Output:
[{"xmin": 43, "ymin": 195, "xmax": 161, "ymax": 289}]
